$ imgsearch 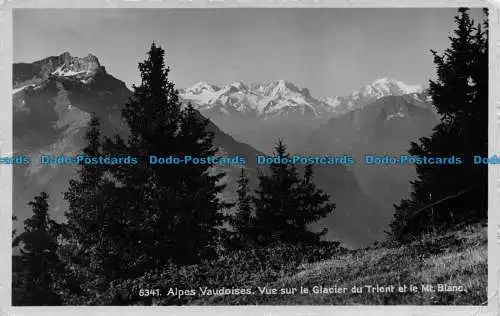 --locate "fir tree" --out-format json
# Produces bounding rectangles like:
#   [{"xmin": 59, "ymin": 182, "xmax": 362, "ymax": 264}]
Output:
[
  {"xmin": 293, "ymin": 164, "xmax": 335, "ymax": 244},
  {"xmin": 391, "ymin": 8, "xmax": 488, "ymax": 240},
  {"xmin": 12, "ymin": 192, "xmax": 63, "ymax": 305},
  {"xmin": 253, "ymin": 140, "xmax": 298, "ymax": 244},
  {"xmin": 230, "ymin": 168, "xmax": 255, "ymax": 247},
  {"xmin": 253, "ymin": 140, "xmax": 335, "ymax": 246},
  {"xmin": 103, "ymin": 42, "xmax": 230, "ymax": 269},
  {"xmin": 62, "ymin": 115, "xmax": 124, "ymax": 301}
]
